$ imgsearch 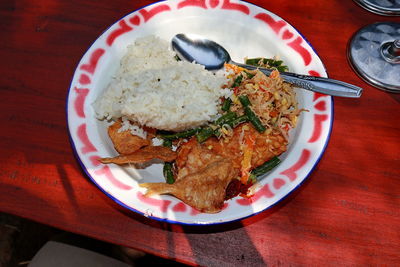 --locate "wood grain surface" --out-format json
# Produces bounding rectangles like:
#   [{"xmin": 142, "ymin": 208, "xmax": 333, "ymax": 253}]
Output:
[{"xmin": 1, "ymin": 0, "xmax": 399, "ymax": 266}]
